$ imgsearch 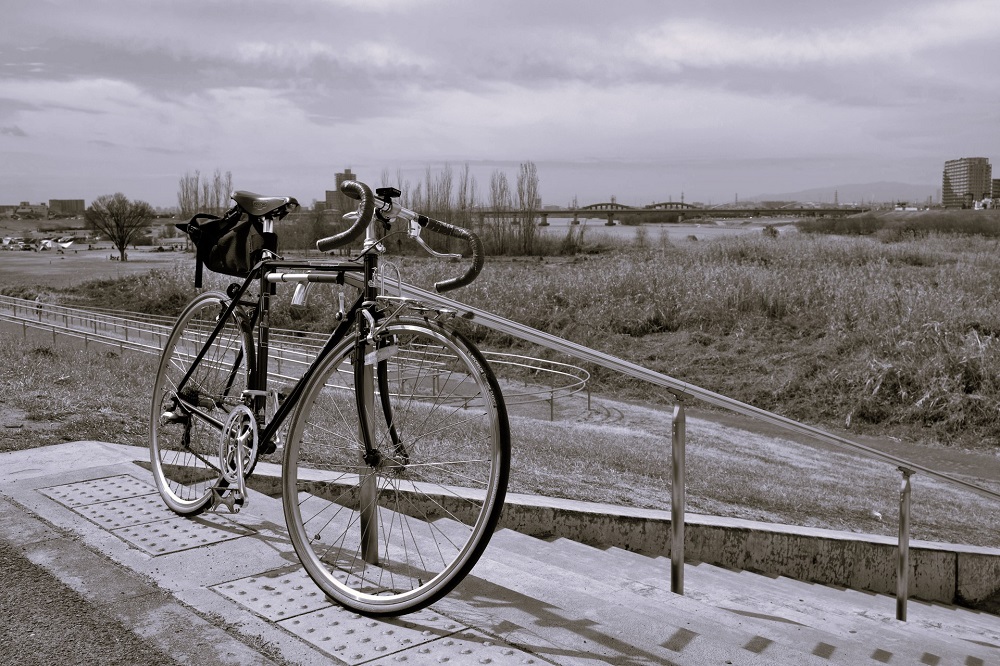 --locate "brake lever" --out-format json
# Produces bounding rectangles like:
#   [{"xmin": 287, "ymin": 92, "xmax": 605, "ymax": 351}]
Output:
[{"xmin": 409, "ymin": 223, "xmax": 462, "ymax": 259}]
